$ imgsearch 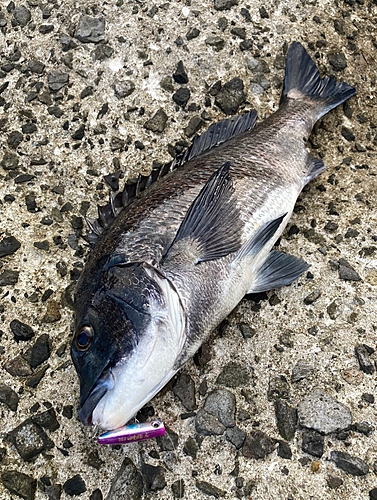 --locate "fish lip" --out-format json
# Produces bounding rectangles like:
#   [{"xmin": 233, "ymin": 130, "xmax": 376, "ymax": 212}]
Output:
[{"xmin": 79, "ymin": 368, "xmax": 114, "ymax": 426}]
